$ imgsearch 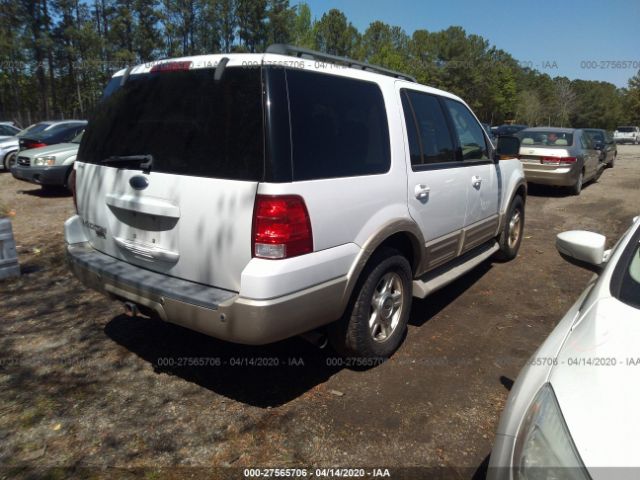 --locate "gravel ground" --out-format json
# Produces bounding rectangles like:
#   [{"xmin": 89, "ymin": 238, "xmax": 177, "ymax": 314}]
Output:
[{"xmin": 1, "ymin": 145, "xmax": 639, "ymax": 479}]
